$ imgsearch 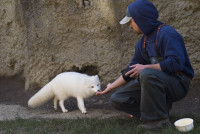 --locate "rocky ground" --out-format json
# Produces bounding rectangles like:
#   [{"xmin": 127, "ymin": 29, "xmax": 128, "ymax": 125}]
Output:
[{"xmin": 0, "ymin": 78, "xmax": 199, "ymax": 121}]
